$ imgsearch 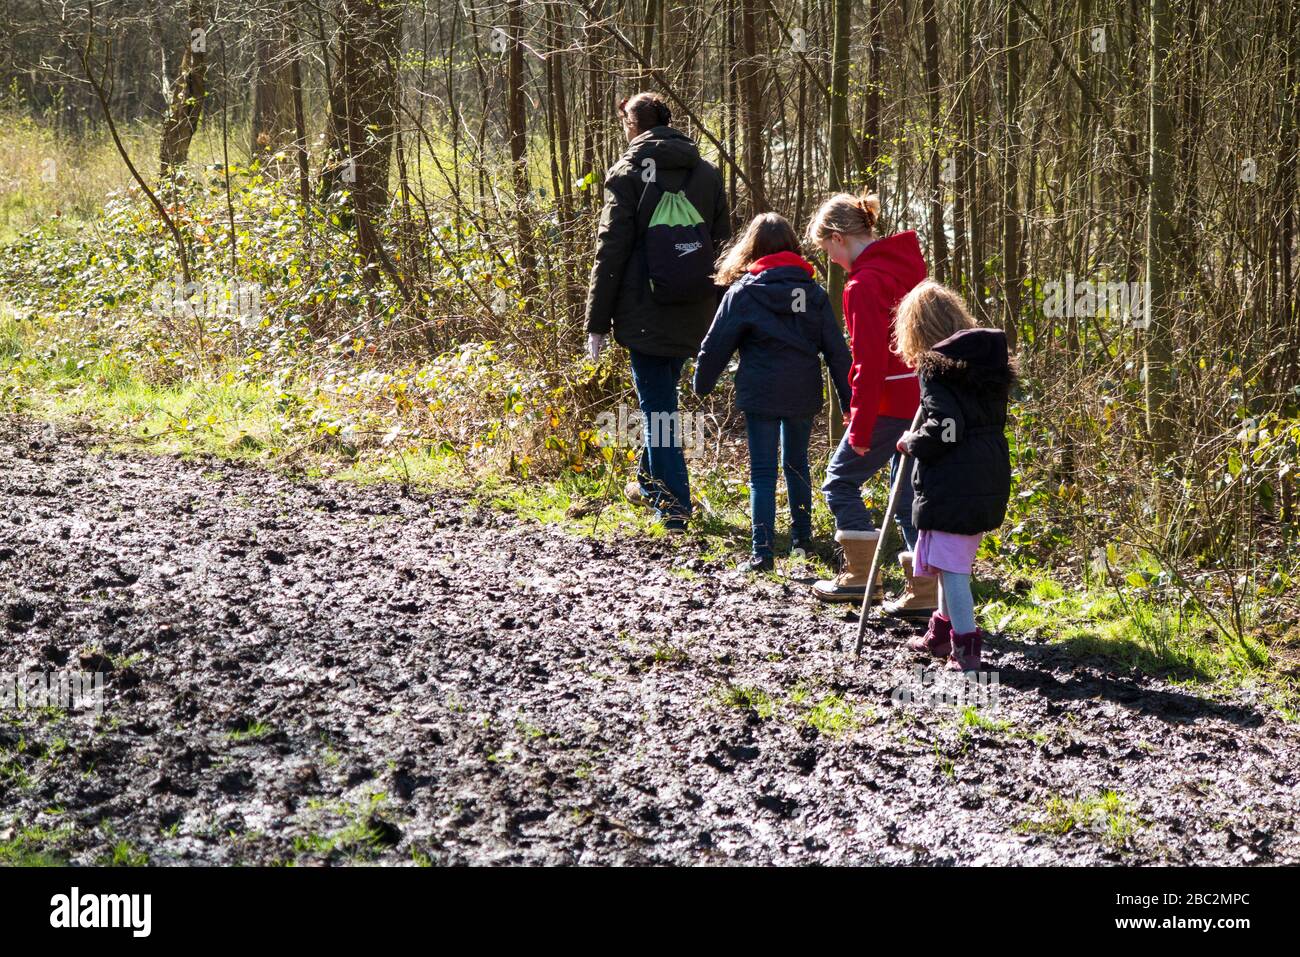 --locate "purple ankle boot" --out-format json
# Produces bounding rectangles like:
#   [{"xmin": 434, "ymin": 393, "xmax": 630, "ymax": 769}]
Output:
[
  {"xmin": 907, "ymin": 612, "xmax": 953, "ymax": 658},
  {"xmin": 946, "ymin": 629, "xmax": 985, "ymax": 671}
]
